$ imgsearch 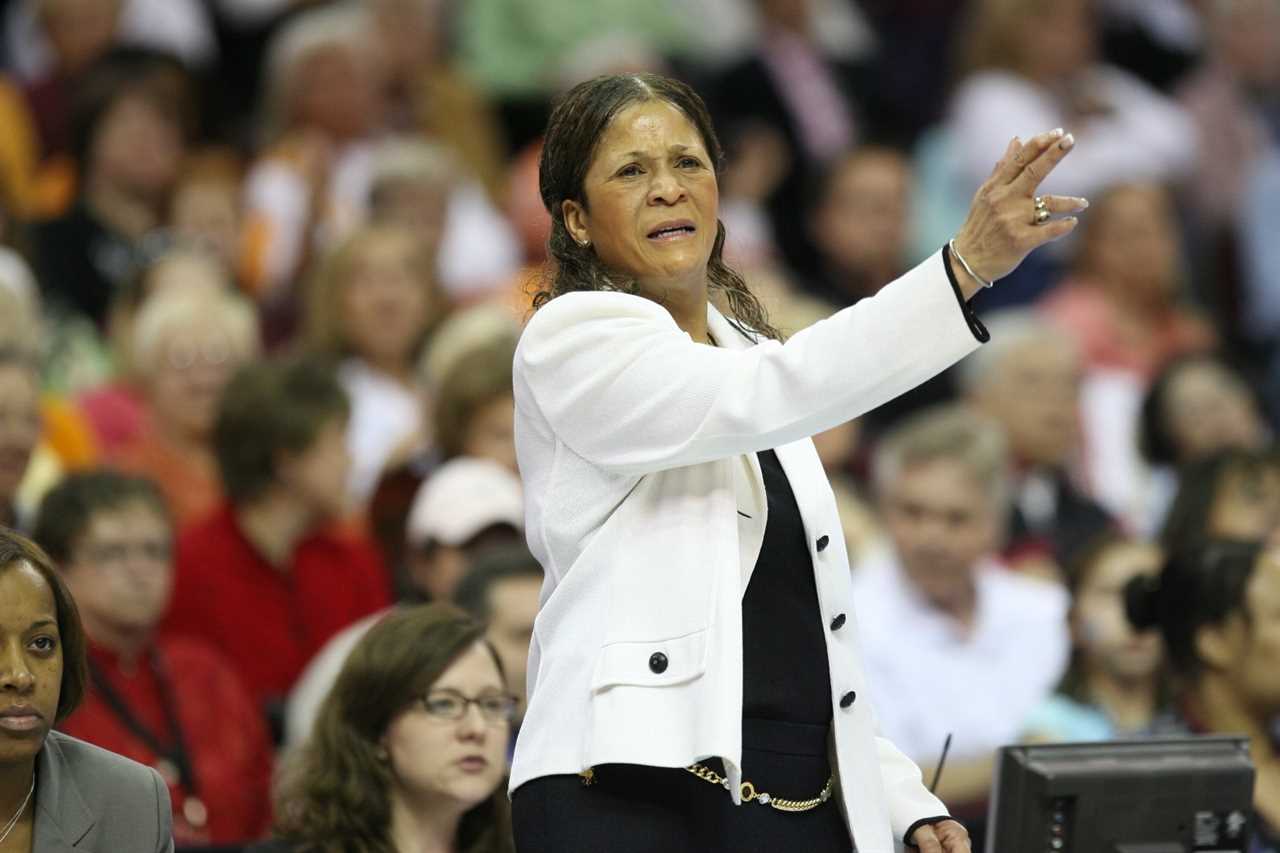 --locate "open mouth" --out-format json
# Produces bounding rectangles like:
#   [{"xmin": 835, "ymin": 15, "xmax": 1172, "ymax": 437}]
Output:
[{"xmin": 647, "ymin": 223, "xmax": 697, "ymax": 241}]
